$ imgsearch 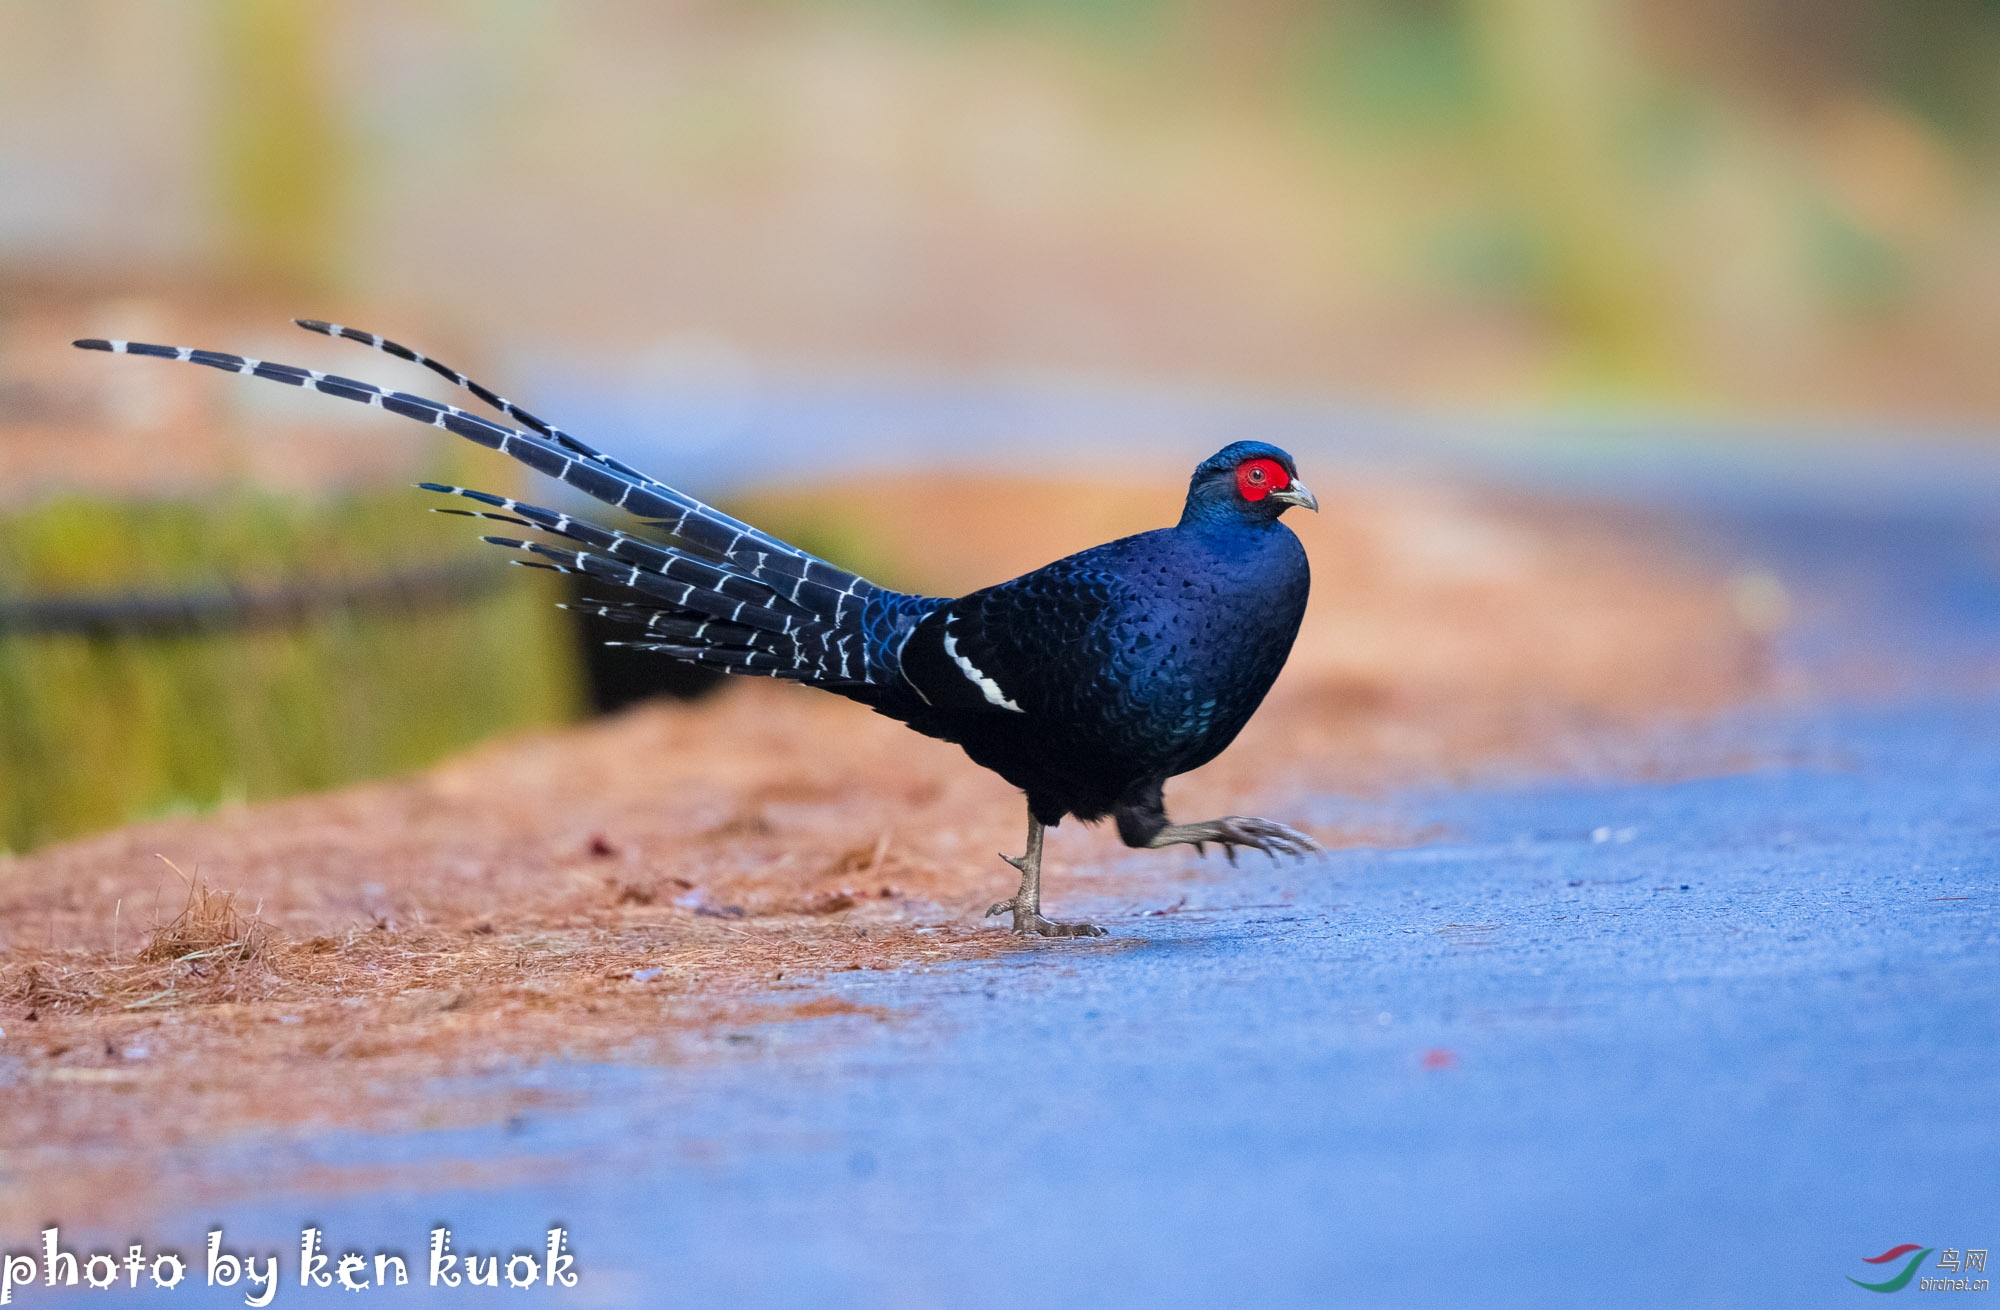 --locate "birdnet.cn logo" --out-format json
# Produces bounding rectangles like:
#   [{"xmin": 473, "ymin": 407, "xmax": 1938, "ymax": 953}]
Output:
[{"xmin": 1847, "ymin": 1244, "xmax": 1989, "ymax": 1294}]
